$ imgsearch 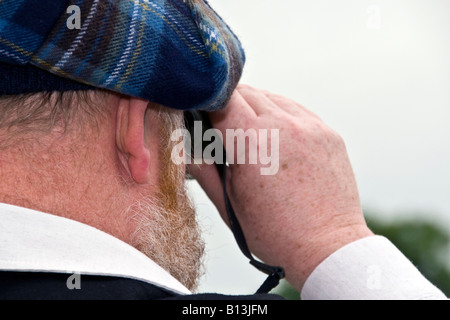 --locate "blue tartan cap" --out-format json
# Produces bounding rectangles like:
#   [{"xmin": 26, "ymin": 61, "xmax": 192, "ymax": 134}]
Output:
[{"xmin": 0, "ymin": 0, "xmax": 245, "ymax": 111}]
